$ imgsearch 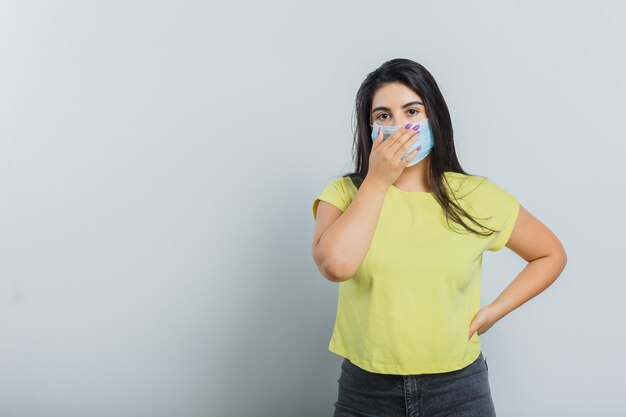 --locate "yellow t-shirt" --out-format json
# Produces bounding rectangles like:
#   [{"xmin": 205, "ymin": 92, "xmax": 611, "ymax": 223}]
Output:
[{"xmin": 311, "ymin": 171, "xmax": 520, "ymax": 375}]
